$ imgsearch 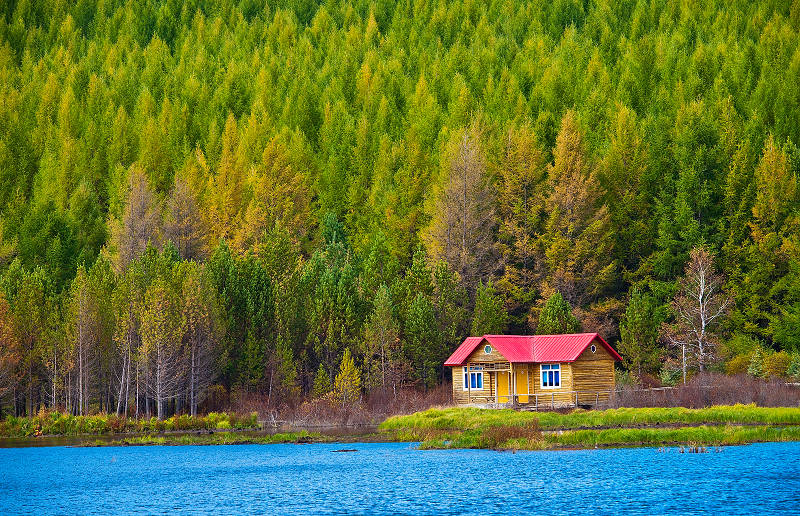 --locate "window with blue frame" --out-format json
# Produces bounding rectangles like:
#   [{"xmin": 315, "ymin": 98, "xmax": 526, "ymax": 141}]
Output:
[
  {"xmin": 540, "ymin": 364, "xmax": 560, "ymax": 388},
  {"xmin": 462, "ymin": 366, "xmax": 484, "ymax": 390}
]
